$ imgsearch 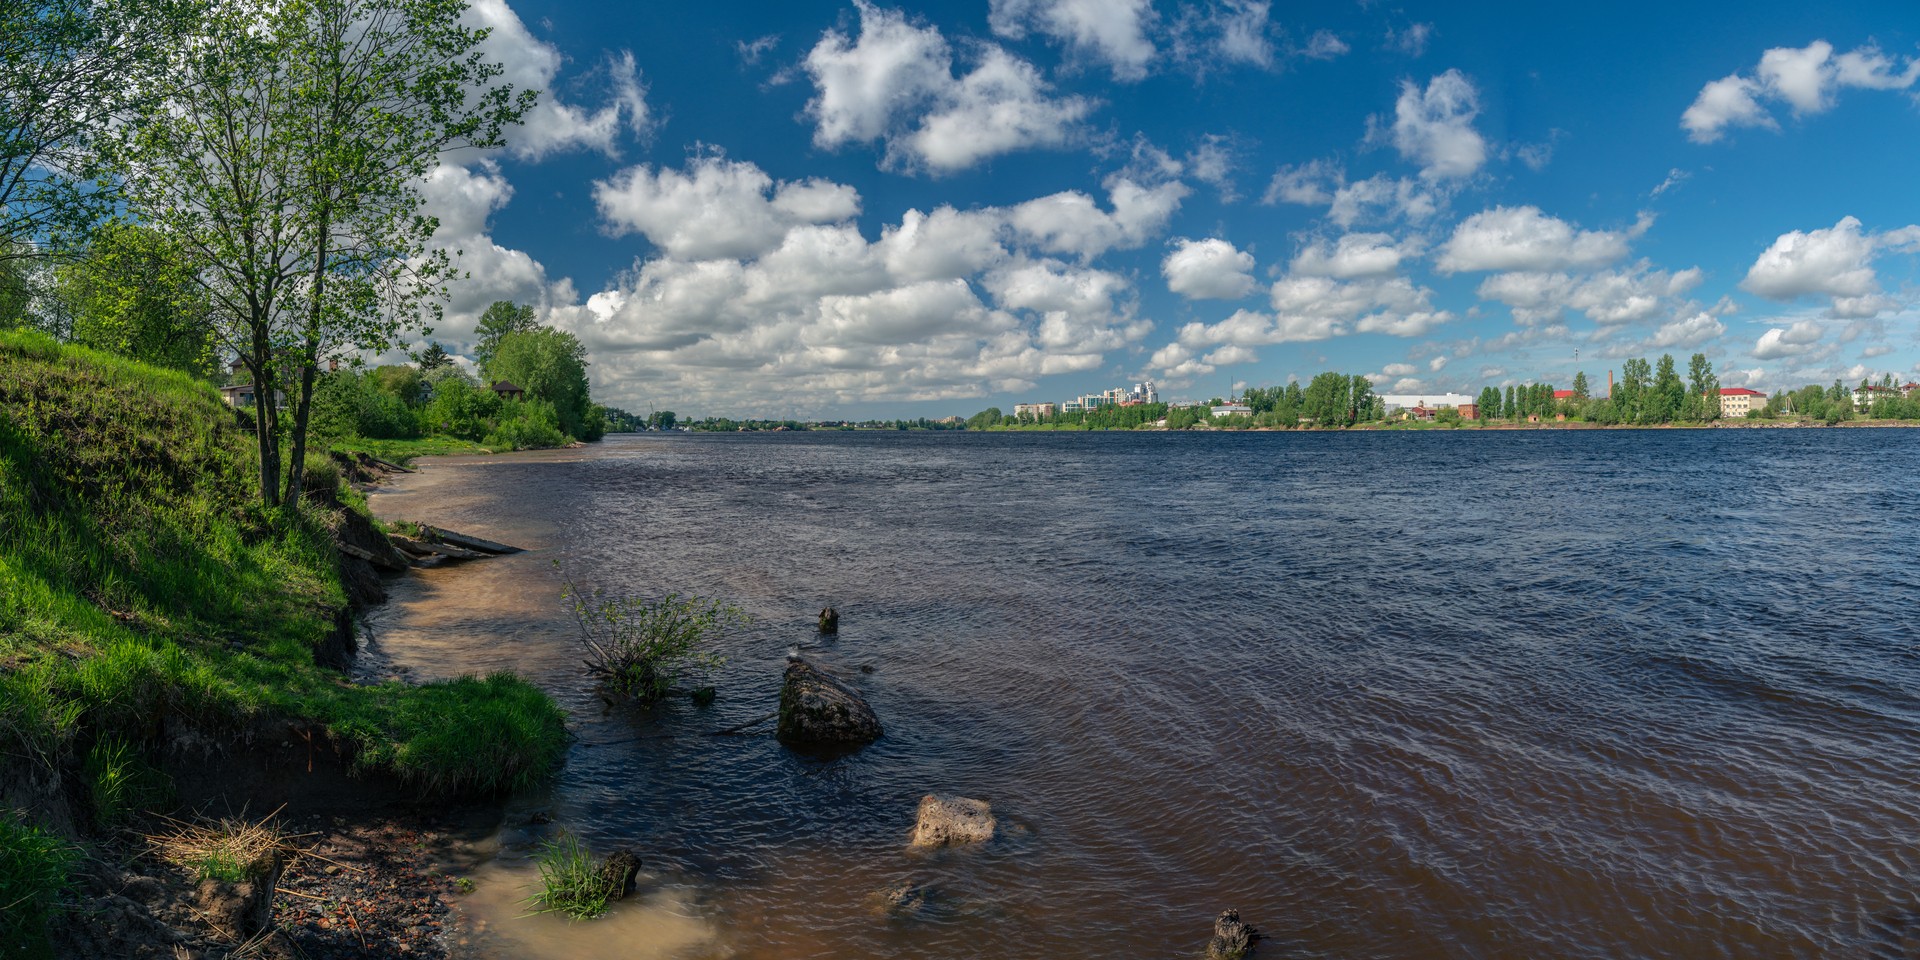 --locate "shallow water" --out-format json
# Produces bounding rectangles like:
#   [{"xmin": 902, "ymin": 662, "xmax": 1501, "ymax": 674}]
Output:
[{"xmin": 366, "ymin": 430, "xmax": 1920, "ymax": 959}]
